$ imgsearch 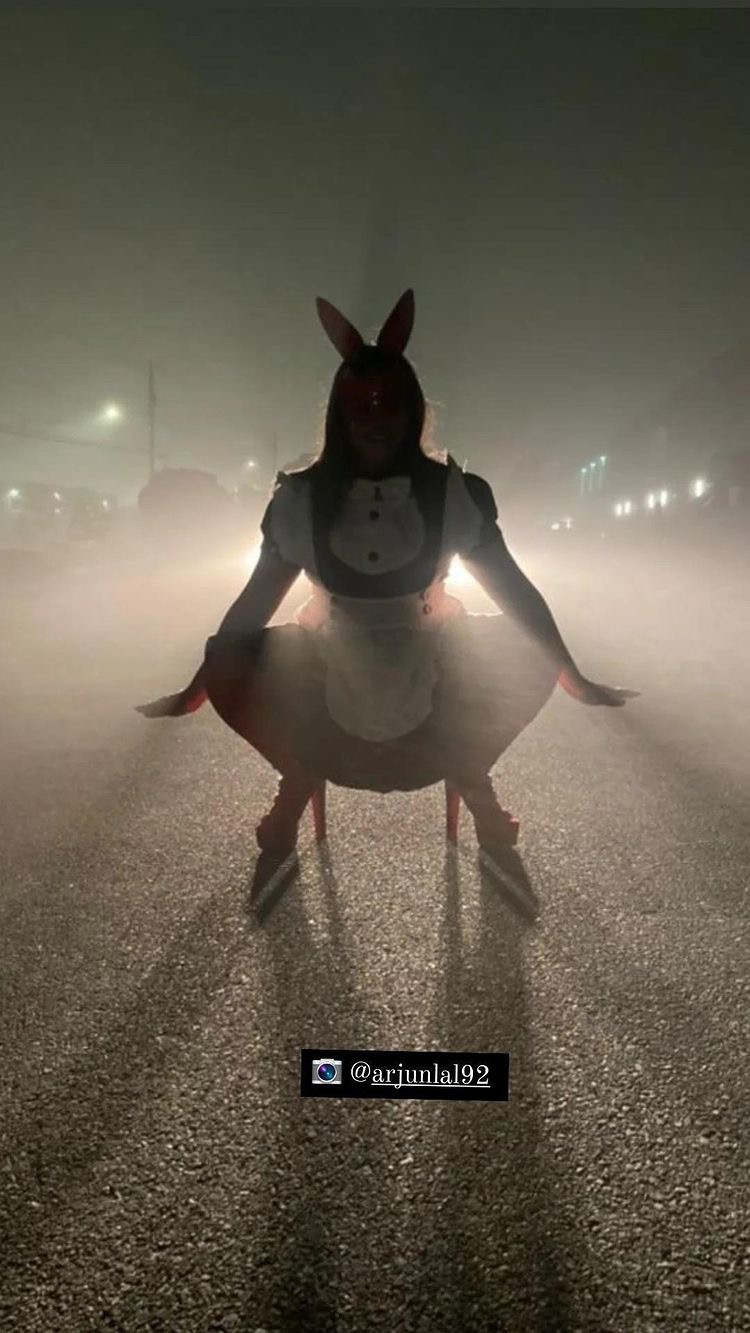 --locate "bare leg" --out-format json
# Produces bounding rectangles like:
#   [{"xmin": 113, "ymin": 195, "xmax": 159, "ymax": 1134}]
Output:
[{"xmin": 205, "ymin": 640, "xmax": 321, "ymax": 853}]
